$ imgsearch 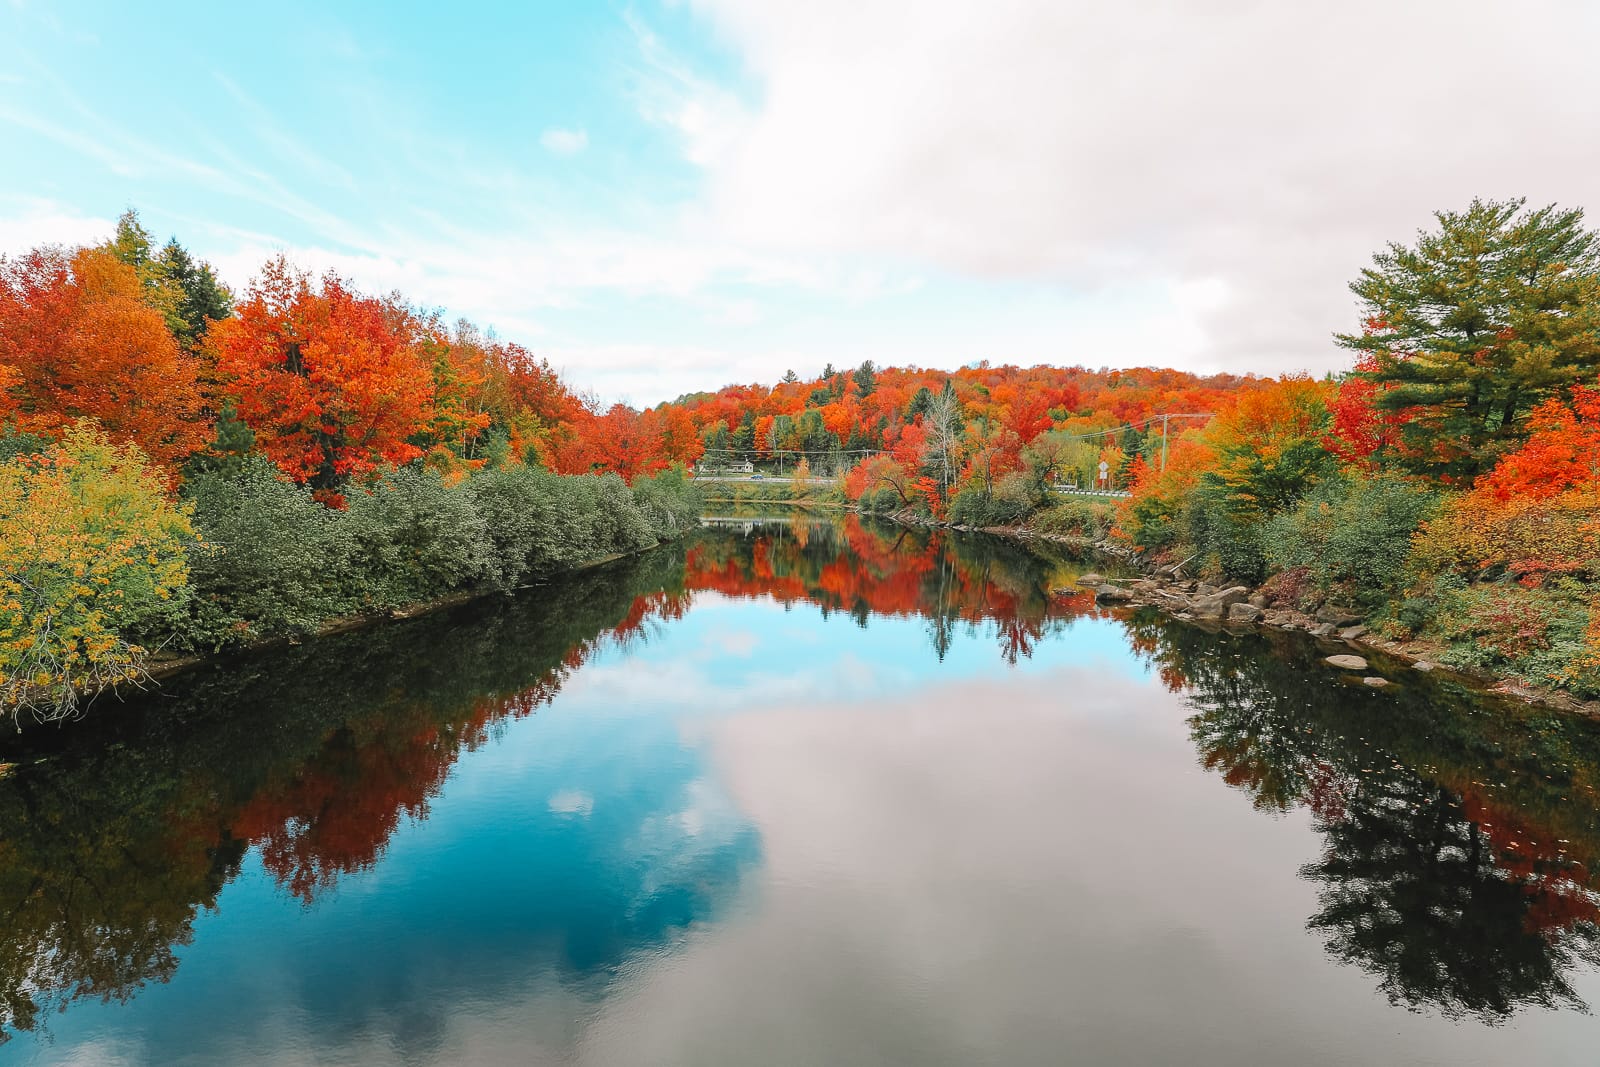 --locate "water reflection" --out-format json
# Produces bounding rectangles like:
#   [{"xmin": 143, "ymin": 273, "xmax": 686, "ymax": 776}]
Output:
[
  {"xmin": 0, "ymin": 545, "xmax": 740, "ymax": 1052},
  {"xmin": 1136, "ymin": 618, "xmax": 1600, "ymax": 1020},
  {"xmin": 684, "ymin": 514, "xmax": 1107, "ymax": 663},
  {"xmin": 1, "ymin": 516, "xmax": 1599, "ymax": 1059}
]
